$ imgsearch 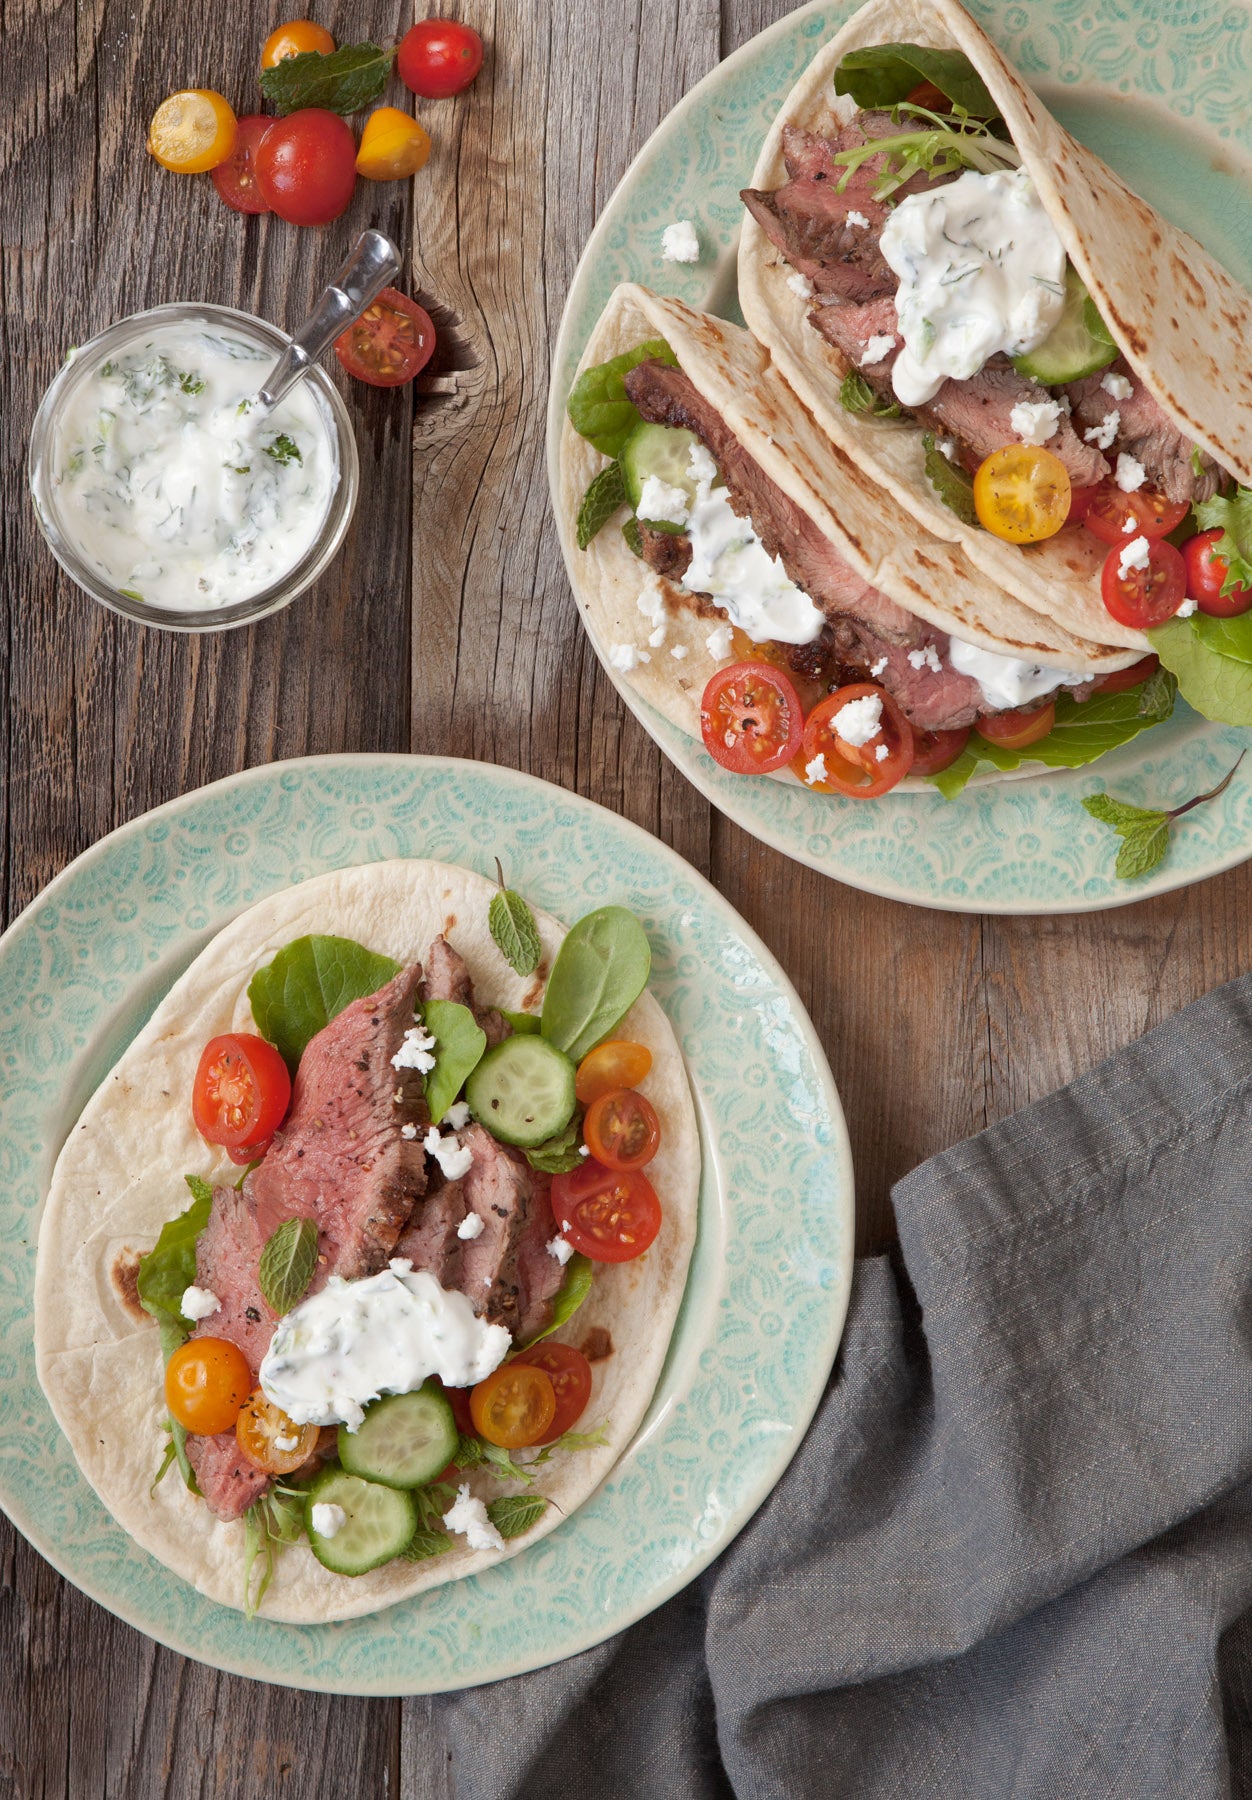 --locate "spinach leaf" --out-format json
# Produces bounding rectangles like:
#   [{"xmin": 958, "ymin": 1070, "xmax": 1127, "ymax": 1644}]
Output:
[
  {"xmin": 522, "ymin": 1253, "xmax": 594, "ymax": 1345},
  {"xmin": 834, "ymin": 43, "xmax": 999, "ymax": 117},
  {"xmin": 137, "ymin": 1175, "xmax": 214, "ymax": 1357},
  {"xmin": 921, "ymin": 432, "xmax": 980, "ymax": 527},
  {"xmin": 248, "ymin": 934, "xmax": 401, "ymax": 1072},
  {"xmin": 1149, "ymin": 614, "xmax": 1252, "ymax": 725},
  {"xmin": 577, "ymin": 461, "xmax": 629, "ymax": 550},
  {"xmin": 566, "ymin": 340, "xmax": 678, "ymax": 458},
  {"xmin": 487, "ymin": 1494, "xmax": 548, "ymax": 1540},
  {"xmin": 422, "ymin": 998, "xmax": 488, "ymax": 1123},
  {"xmin": 500, "ymin": 1009, "xmax": 542, "ymax": 1035},
  {"xmin": 540, "ymin": 906, "xmax": 651, "ymax": 1062},
  {"xmin": 258, "ymin": 40, "xmax": 396, "ymax": 115},
  {"xmin": 257, "ymin": 1217, "xmax": 319, "ymax": 1315}
]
